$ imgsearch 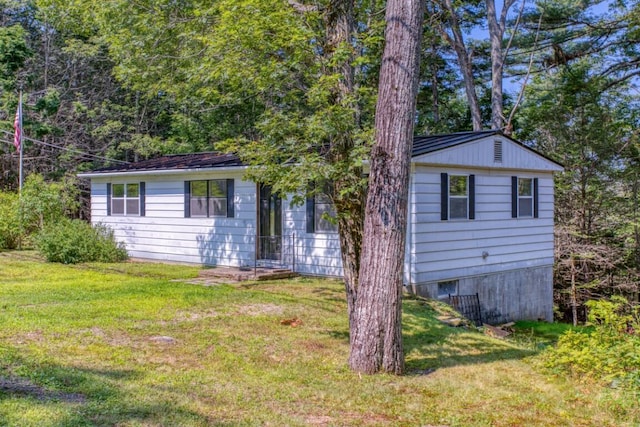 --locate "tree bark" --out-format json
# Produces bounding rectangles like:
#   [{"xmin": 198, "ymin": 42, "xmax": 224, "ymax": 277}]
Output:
[
  {"xmin": 324, "ymin": 0, "xmax": 364, "ymax": 328},
  {"xmin": 486, "ymin": 0, "xmax": 516, "ymax": 130},
  {"xmin": 438, "ymin": 0, "xmax": 482, "ymax": 131},
  {"xmin": 348, "ymin": 0, "xmax": 424, "ymax": 374}
]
